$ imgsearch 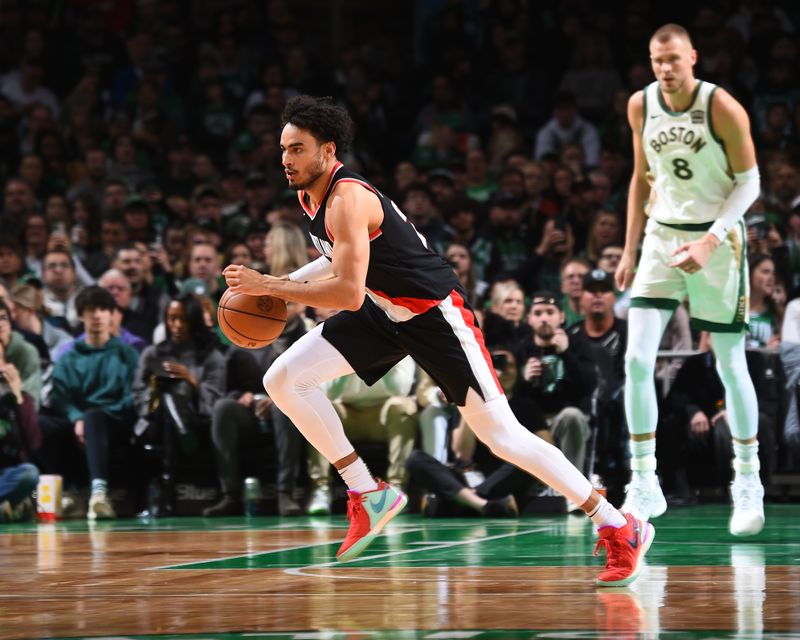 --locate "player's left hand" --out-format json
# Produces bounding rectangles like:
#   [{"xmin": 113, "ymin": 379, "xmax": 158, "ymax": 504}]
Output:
[
  {"xmin": 223, "ymin": 264, "xmax": 276, "ymax": 295},
  {"xmin": 669, "ymin": 234, "xmax": 720, "ymax": 274}
]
